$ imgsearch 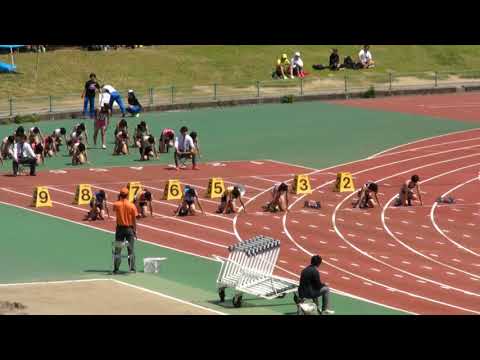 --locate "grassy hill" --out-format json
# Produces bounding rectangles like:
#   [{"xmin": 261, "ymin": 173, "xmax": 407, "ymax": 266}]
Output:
[{"xmin": 2, "ymin": 45, "xmax": 480, "ymax": 98}]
